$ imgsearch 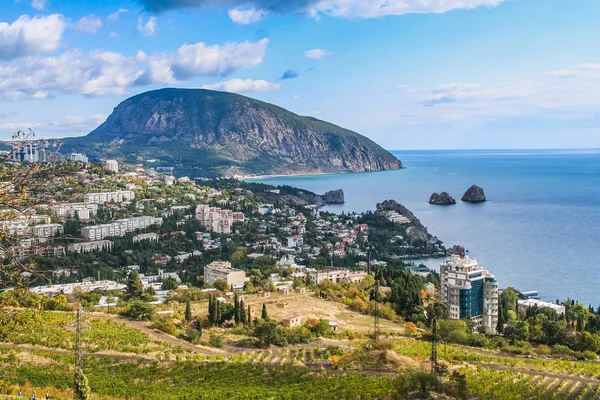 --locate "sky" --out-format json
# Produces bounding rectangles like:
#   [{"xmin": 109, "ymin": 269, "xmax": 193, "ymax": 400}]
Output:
[{"xmin": 1, "ymin": 0, "xmax": 600, "ymax": 149}]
